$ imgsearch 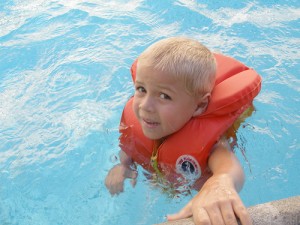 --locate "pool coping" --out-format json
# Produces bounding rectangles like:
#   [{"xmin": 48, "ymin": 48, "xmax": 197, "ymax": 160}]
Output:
[{"xmin": 155, "ymin": 195, "xmax": 300, "ymax": 225}]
